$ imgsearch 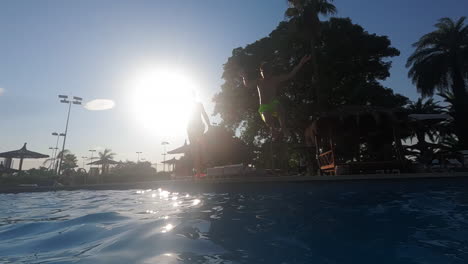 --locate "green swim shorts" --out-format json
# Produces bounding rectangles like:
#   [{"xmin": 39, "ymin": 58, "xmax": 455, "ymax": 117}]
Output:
[{"xmin": 258, "ymin": 99, "xmax": 280, "ymax": 122}]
